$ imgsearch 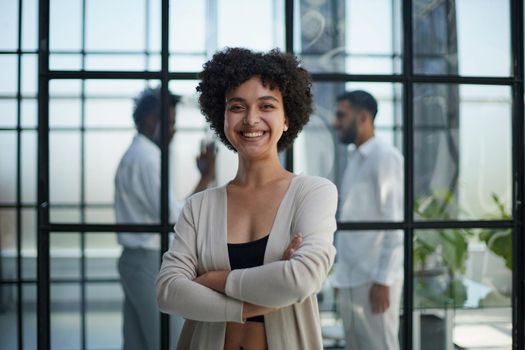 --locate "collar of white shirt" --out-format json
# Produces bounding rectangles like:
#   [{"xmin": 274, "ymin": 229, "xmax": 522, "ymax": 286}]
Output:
[
  {"xmin": 348, "ymin": 136, "xmax": 379, "ymax": 158},
  {"xmin": 134, "ymin": 133, "xmax": 160, "ymax": 155}
]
